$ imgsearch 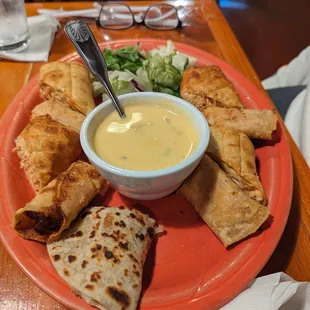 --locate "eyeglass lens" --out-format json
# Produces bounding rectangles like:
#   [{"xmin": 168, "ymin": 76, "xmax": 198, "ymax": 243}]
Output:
[
  {"xmin": 145, "ymin": 5, "xmax": 179, "ymax": 30},
  {"xmin": 99, "ymin": 4, "xmax": 134, "ymax": 30}
]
